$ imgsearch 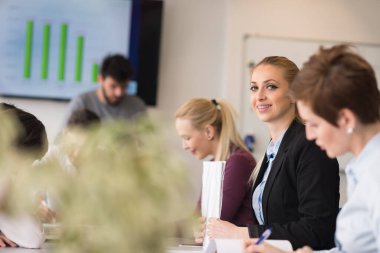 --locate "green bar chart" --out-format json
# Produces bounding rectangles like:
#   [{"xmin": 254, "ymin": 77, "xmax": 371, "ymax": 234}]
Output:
[
  {"xmin": 41, "ymin": 23, "xmax": 51, "ymax": 80},
  {"xmin": 58, "ymin": 23, "xmax": 68, "ymax": 81},
  {"xmin": 92, "ymin": 63, "xmax": 99, "ymax": 83},
  {"xmin": 21, "ymin": 20, "xmax": 98, "ymax": 83},
  {"xmin": 75, "ymin": 35, "xmax": 84, "ymax": 82},
  {"xmin": 23, "ymin": 20, "xmax": 34, "ymax": 79}
]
